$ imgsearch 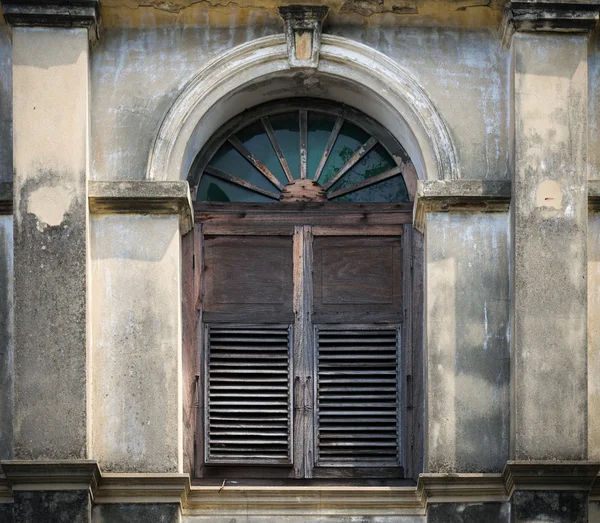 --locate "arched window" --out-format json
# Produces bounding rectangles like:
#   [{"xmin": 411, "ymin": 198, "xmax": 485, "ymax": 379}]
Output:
[
  {"xmin": 190, "ymin": 99, "xmax": 414, "ymax": 204},
  {"xmin": 189, "ymin": 99, "xmax": 418, "ymax": 481}
]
